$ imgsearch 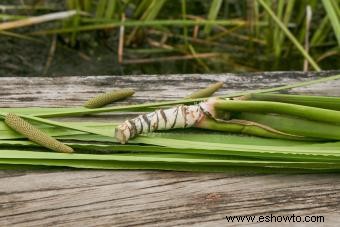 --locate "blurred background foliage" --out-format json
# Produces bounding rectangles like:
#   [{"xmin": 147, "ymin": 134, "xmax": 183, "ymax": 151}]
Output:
[{"xmin": 0, "ymin": 0, "xmax": 339, "ymax": 76}]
